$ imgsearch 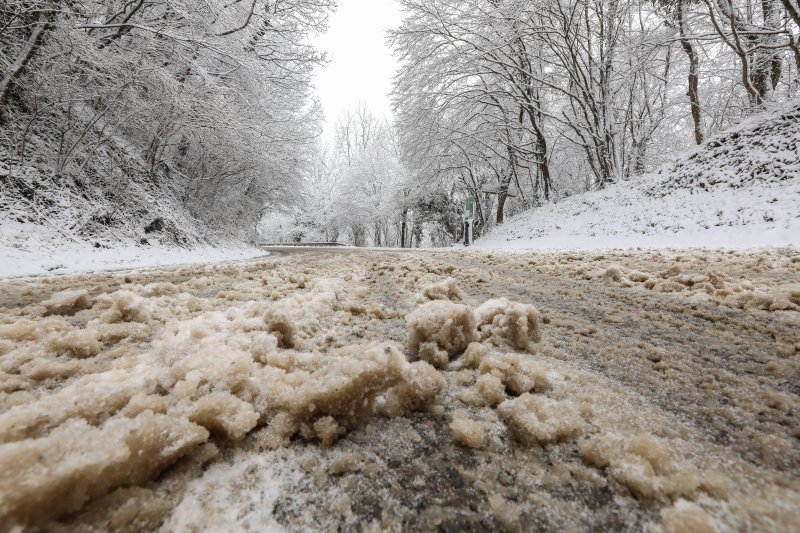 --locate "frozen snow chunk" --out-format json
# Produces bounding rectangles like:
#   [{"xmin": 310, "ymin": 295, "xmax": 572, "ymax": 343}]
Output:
[
  {"xmin": 579, "ymin": 432, "xmax": 709, "ymax": 501},
  {"xmin": 100, "ymin": 290, "xmax": 150, "ymax": 323},
  {"xmin": 259, "ymin": 343, "xmax": 446, "ymax": 445},
  {"xmin": 270, "ymin": 343, "xmax": 408, "ymax": 426},
  {"xmin": 263, "ymin": 309, "xmax": 295, "ymax": 348},
  {"xmin": 626, "ymin": 270, "xmax": 650, "ymax": 283},
  {"xmin": 250, "ymin": 332, "xmax": 280, "ymax": 362},
  {"xmin": 479, "ymin": 353, "xmax": 551, "ymax": 396},
  {"xmin": 138, "ymin": 282, "xmax": 179, "ymax": 297},
  {"xmin": 41, "ymin": 290, "xmax": 92, "ymax": 316},
  {"xmin": 186, "ymin": 391, "xmax": 259, "ymax": 440},
  {"xmin": 0, "ymin": 411, "xmax": 208, "ymax": 527},
  {"xmin": 600, "ymin": 266, "xmax": 624, "ymax": 282},
  {"xmin": 488, "ymin": 494, "xmax": 521, "ymax": 531},
  {"xmin": 475, "ymin": 298, "xmax": 541, "ymax": 351},
  {"xmin": 258, "ymin": 277, "xmax": 344, "ymax": 349},
  {"xmin": 733, "ymin": 290, "xmax": 798, "ymax": 311},
  {"xmin": 260, "ymin": 412, "xmax": 300, "ymax": 449},
  {"xmin": 0, "ymin": 339, "xmax": 14, "ymax": 356},
  {"xmin": 626, "ymin": 432, "xmax": 675, "ymax": 475},
  {"xmin": 21, "ymin": 357, "xmax": 80, "ymax": 382},
  {"xmin": 475, "ymin": 373, "xmax": 506, "ymax": 406},
  {"xmin": 407, "ymin": 300, "xmax": 478, "ymax": 368},
  {"xmin": 327, "ymin": 451, "xmax": 364, "ymax": 475},
  {"xmin": 419, "ymin": 277, "xmax": 464, "ymax": 303},
  {"xmin": 651, "ymin": 280, "xmax": 685, "ymax": 293},
  {"xmin": 404, "ymin": 361, "xmax": 447, "ymax": 408},
  {"xmin": 93, "ymin": 322, "xmax": 151, "ymax": 344},
  {"xmin": 450, "ymin": 414, "xmax": 485, "ymax": 449},
  {"xmin": 46, "ymin": 329, "xmax": 101, "ymax": 358},
  {"xmin": 0, "ymin": 319, "xmax": 38, "ymax": 341},
  {"xmin": 661, "ymin": 500, "xmax": 716, "ymax": 533},
  {"xmin": 459, "ymin": 352, "xmax": 560, "ymax": 405},
  {"xmin": 498, "ymin": 394, "xmax": 583, "ymax": 445},
  {"xmin": 257, "ymin": 348, "xmax": 324, "ymax": 373},
  {"xmin": 379, "ymin": 360, "xmax": 446, "ymax": 416},
  {"xmin": 123, "ymin": 394, "xmax": 170, "ymax": 417},
  {"xmin": 458, "ymin": 370, "xmax": 508, "ymax": 407},
  {"xmin": 313, "ymin": 416, "xmax": 345, "ymax": 447},
  {"xmin": 787, "ymin": 286, "xmax": 800, "ymax": 306},
  {"xmin": 757, "ymin": 433, "xmax": 795, "ymax": 469},
  {"xmin": 0, "ymin": 369, "xmax": 164, "ymax": 444},
  {"xmin": 461, "ymin": 342, "xmax": 488, "ymax": 369},
  {"xmin": 171, "ymin": 347, "xmax": 257, "ymax": 402},
  {"xmin": 579, "ymin": 434, "xmax": 620, "ymax": 469}
]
